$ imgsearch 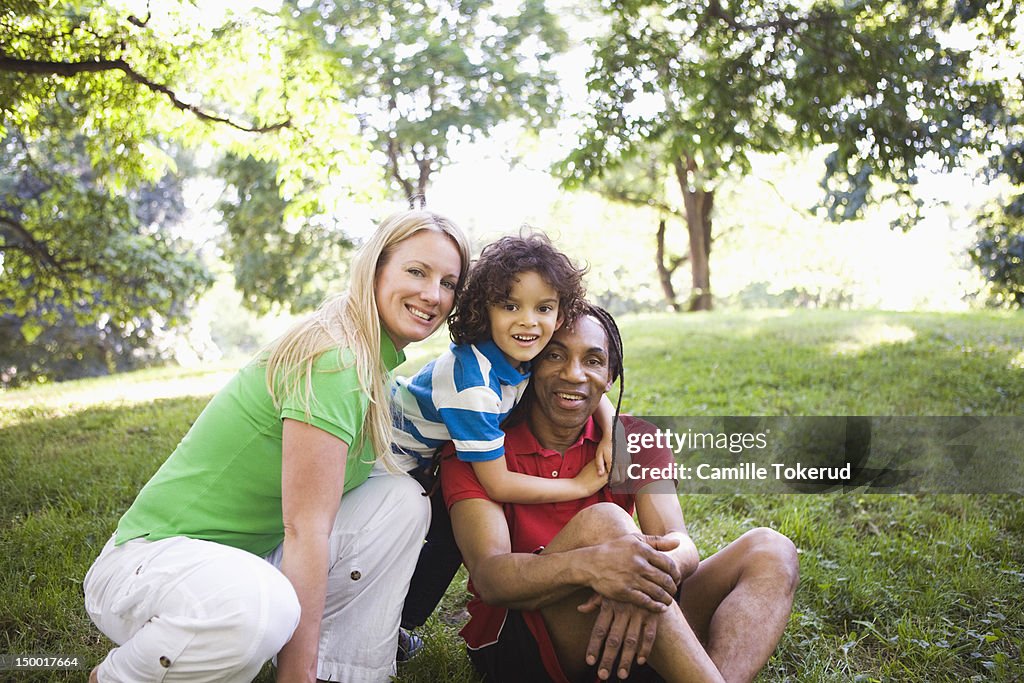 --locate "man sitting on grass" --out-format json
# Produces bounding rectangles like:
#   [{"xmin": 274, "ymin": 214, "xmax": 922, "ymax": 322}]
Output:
[{"xmin": 441, "ymin": 303, "xmax": 800, "ymax": 682}]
